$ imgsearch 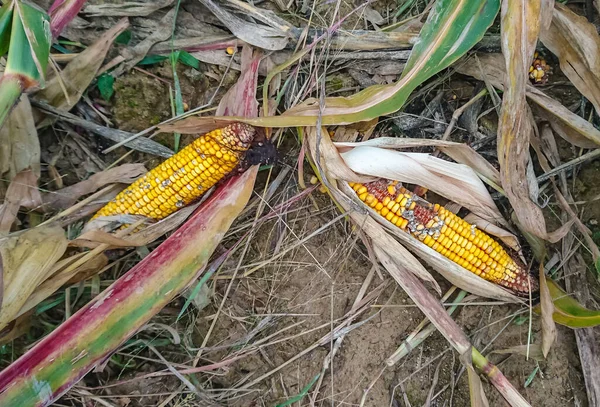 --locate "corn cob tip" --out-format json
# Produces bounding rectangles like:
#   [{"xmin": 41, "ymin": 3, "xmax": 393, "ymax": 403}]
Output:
[{"xmin": 349, "ymin": 179, "xmax": 538, "ymax": 296}]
